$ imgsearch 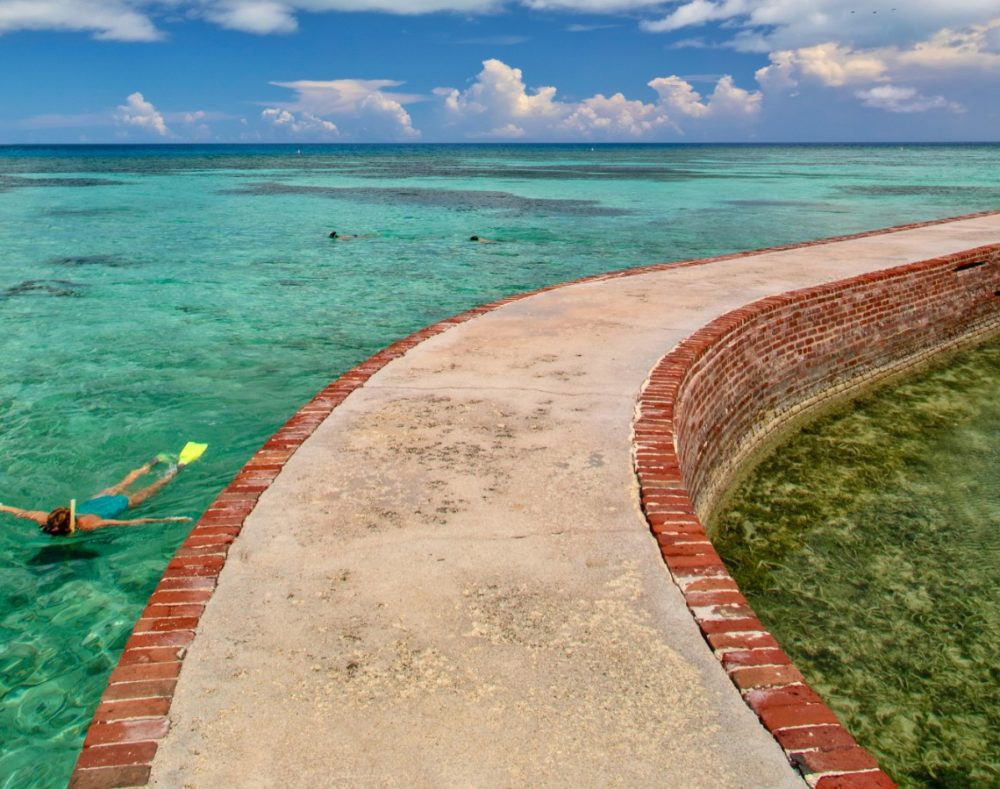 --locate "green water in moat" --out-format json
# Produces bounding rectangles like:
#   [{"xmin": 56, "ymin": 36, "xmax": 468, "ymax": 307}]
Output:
[
  {"xmin": 713, "ymin": 339, "xmax": 1000, "ymax": 788},
  {"xmin": 0, "ymin": 143, "xmax": 998, "ymax": 786}
]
